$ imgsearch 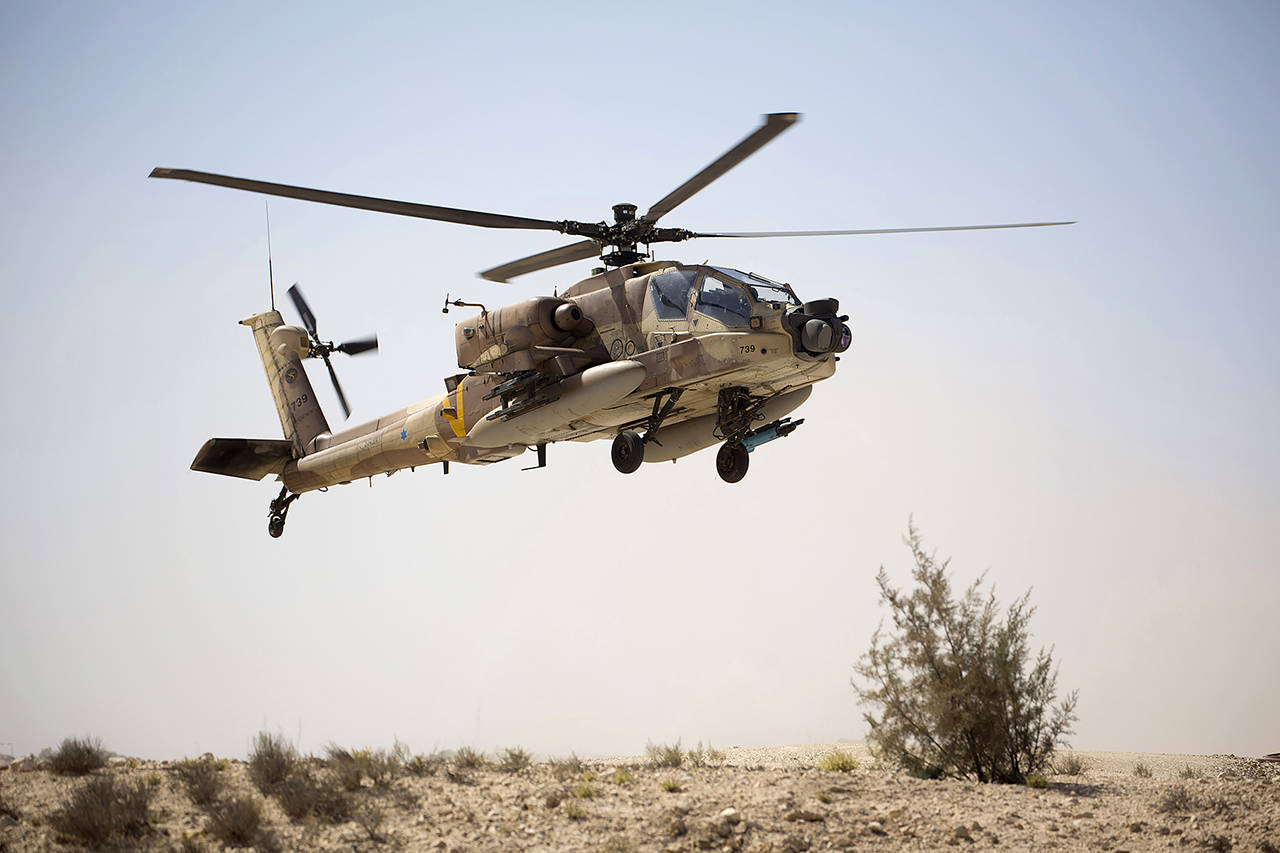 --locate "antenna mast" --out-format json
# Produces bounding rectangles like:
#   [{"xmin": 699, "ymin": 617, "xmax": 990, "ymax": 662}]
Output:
[{"xmin": 265, "ymin": 201, "xmax": 275, "ymax": 310}]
